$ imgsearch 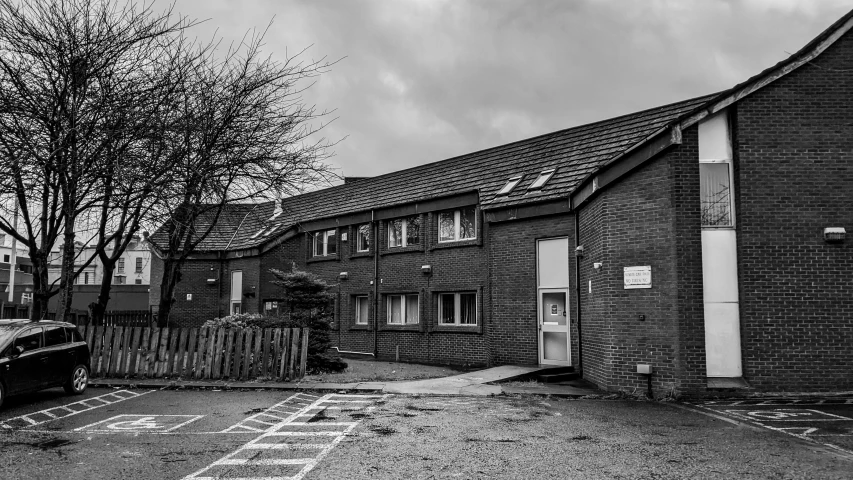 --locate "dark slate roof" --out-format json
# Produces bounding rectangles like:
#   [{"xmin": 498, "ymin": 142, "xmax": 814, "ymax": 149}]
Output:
[
  {"xmin": 148, "ymin": 94, "xmax": 716, "ymax": 252},
  {"xmin": 149, "ymin": 202, "xmax": 264, "ymax": 253},
  {"xmin": 273, "ymin": 94, "xmax": 716, "ymax": 226}
]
